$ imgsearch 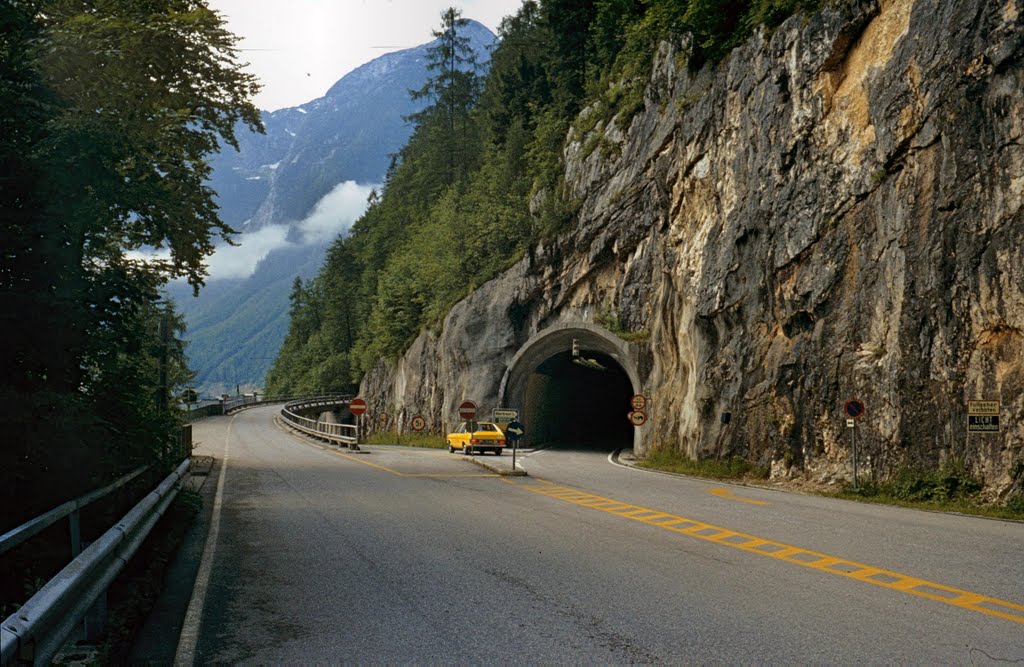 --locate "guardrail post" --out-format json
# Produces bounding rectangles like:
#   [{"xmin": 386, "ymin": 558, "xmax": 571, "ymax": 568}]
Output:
[{"xmin": 69, "ymin": 510, "xmax": 81, "ymax": 558}]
